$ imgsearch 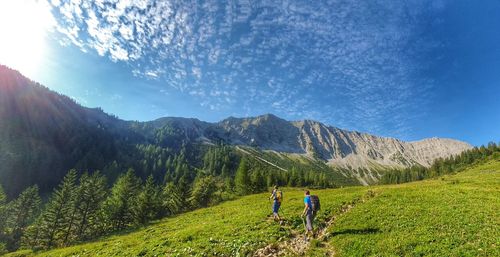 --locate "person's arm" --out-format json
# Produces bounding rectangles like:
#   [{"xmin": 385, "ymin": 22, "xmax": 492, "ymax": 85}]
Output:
[{"xmin": 301, "ymin": 202, "xmax": 308, "ymax": 217}]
